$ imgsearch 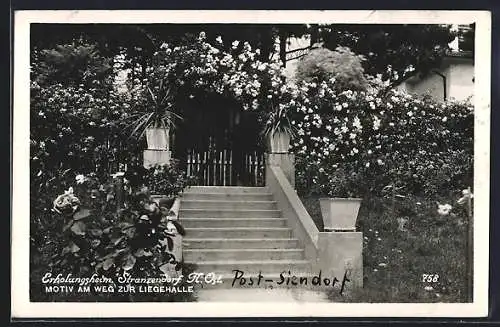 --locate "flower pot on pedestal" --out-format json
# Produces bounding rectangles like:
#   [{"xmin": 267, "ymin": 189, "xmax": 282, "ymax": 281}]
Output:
[
  {"xmin": 268, "ymin": 131, "xmax": 290, "ymax": 153},
  {"xmin": 319, "ymin": 198, "xmax": 362, "ymax": 231}
]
